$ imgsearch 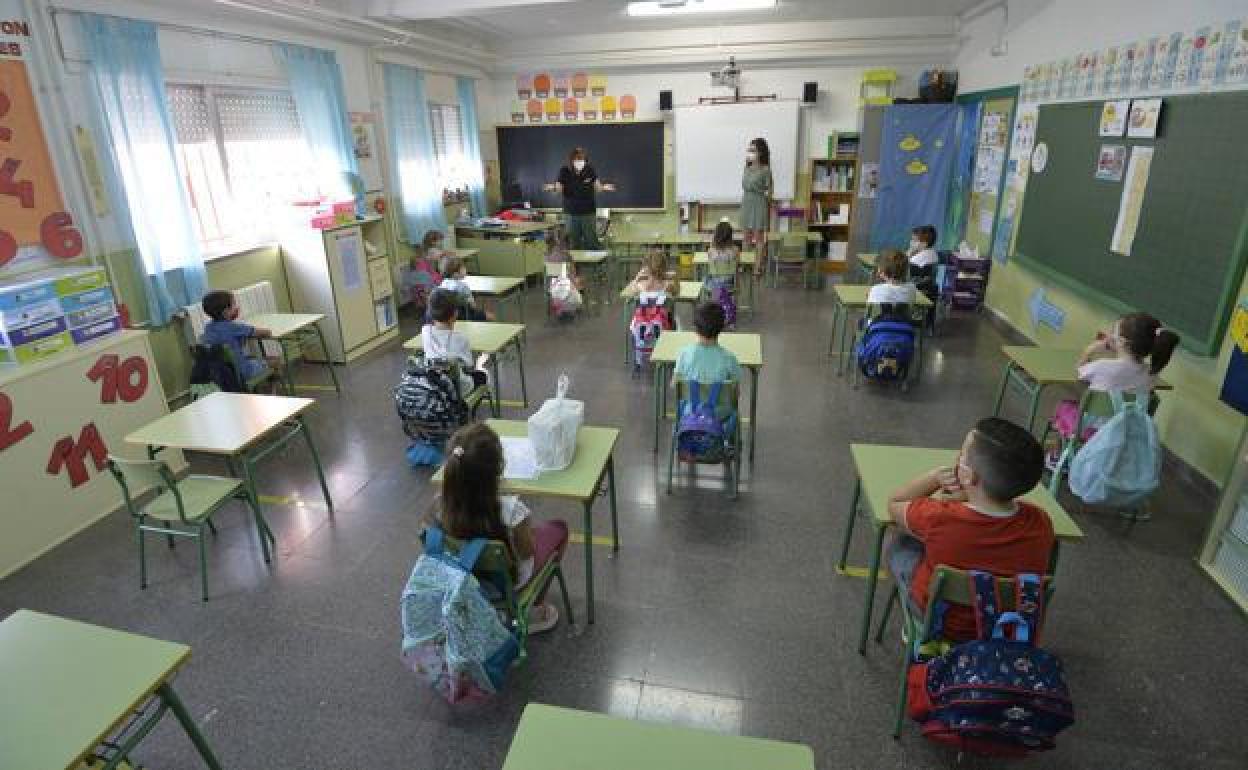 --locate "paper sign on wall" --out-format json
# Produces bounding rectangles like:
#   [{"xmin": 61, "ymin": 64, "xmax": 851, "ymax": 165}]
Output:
[{"xmin": 1111, "ymin": 146, "xmax": 1154, "ymax": 256}]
